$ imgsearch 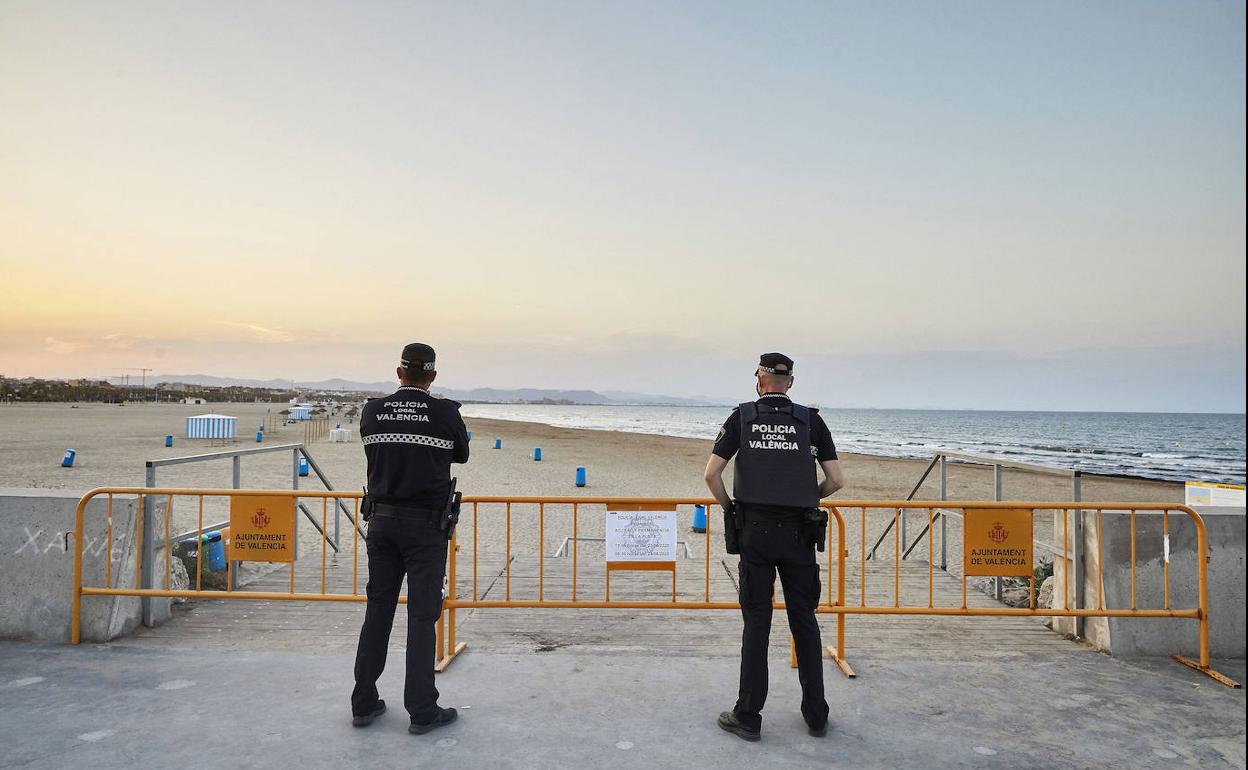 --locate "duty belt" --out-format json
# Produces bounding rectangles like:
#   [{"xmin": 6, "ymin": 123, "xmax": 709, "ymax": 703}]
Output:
[{"xmin": 372, "ymin": 502, "xmax": 439, "ymax": 521}]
